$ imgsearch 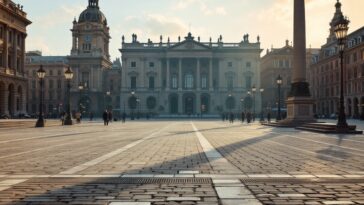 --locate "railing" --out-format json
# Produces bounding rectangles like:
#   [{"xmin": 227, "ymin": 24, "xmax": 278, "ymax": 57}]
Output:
[{"xmin": 122, "ymin": 42, "xmax": 260, "ymax": 50}]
